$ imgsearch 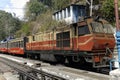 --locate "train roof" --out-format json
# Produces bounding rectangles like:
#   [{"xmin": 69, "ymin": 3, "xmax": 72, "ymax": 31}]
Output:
[
  {"xmin": 53, "ymin": 4, "xmax": 85, "ymax": 15},
  {"xmin": 8, "ymin": 37, "xmax": 24, "ymax": 42}
]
